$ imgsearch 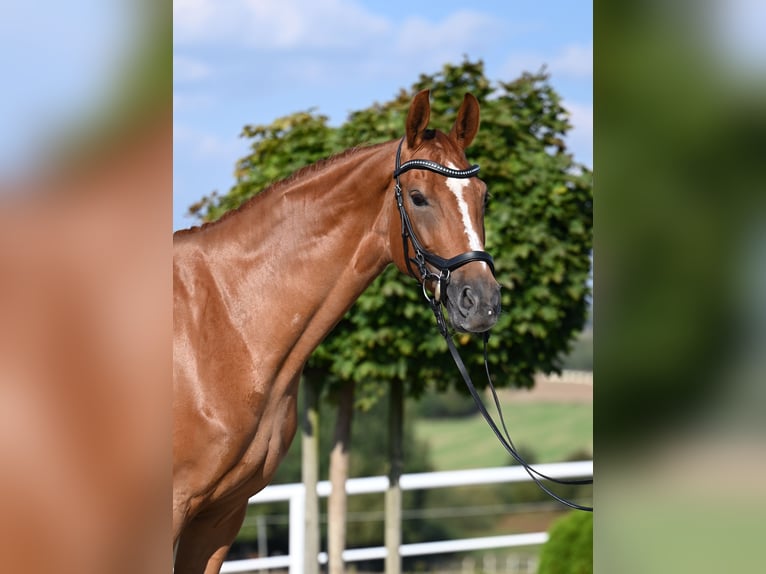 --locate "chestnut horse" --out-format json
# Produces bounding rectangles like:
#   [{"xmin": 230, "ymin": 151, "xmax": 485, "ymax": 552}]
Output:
[{"xmin": 172, "ymin": 90, "xmax": 500, "ymax": 573}]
